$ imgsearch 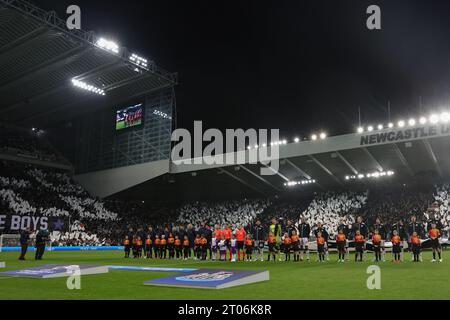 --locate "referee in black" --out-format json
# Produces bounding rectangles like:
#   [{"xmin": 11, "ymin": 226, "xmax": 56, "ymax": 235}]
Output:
[{"xmin": 19, "ymin": 228, "xmax": 30, "ymax": 260}]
